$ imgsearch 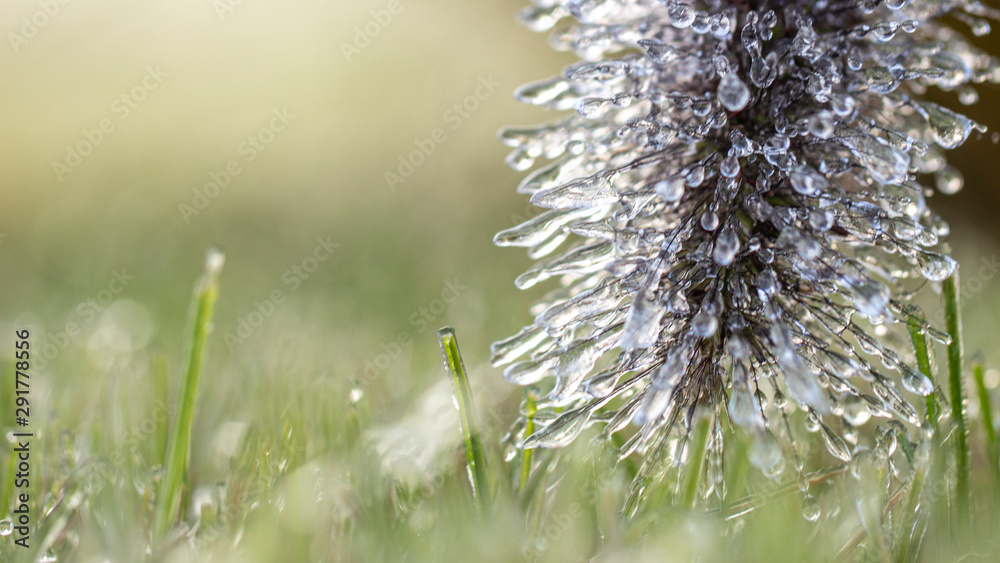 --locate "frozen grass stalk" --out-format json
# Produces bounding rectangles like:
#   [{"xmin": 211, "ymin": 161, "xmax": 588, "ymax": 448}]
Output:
[
  {"xmin": 972, "ymin": 361, "xmax": 1000, "ymax": 489},
  {"xmin": 906, "ymin": 317, "xmax": 938, "ymax": 429},
  {"xmin": 943, "ymin": 273, "xmax": 969, "ymax": 522},
  {"xmin": 153, "ymin": 247, "xmax": 225, "ymax": 543},
  {"xmin": 438, "ymin": 327, "xmax": 491, "ymax": 516},
  {"xmin": 681, "ymin": 411, "xmax": 711, "ymax": 510},
  {"xmin": 493, "ymin": 0, "xmax": 999, "ymax": 513}
]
